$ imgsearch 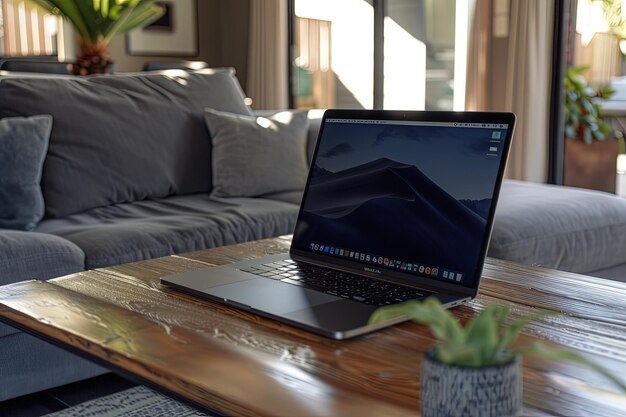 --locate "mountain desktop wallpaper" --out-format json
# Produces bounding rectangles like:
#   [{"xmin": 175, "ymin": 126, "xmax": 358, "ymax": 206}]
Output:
[{"xmin": 293, "ymin": 121, "xmax": 508, "ymax": 287}]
